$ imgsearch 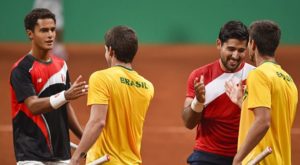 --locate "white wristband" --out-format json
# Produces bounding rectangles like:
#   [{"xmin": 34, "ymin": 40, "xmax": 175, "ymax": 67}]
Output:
[
  {"xmin": 49, "ymin": 91, "xmax": 68, "ymax": 109},
  {"xmin": 191, "ymin": 97, "xmax": 204, "ymax": 113}
]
